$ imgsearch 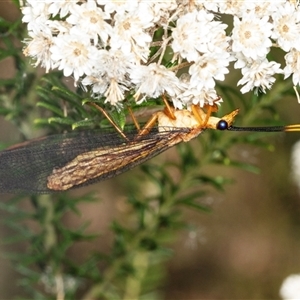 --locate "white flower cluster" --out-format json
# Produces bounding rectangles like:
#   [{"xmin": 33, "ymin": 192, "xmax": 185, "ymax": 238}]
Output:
[
  {"xmin": 280, "ymin": 273, "xmax": 300, "ymax": 300},
  {"xmin": 22, "ymin": 0, "xmax": 300, "ymax": 109}
]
